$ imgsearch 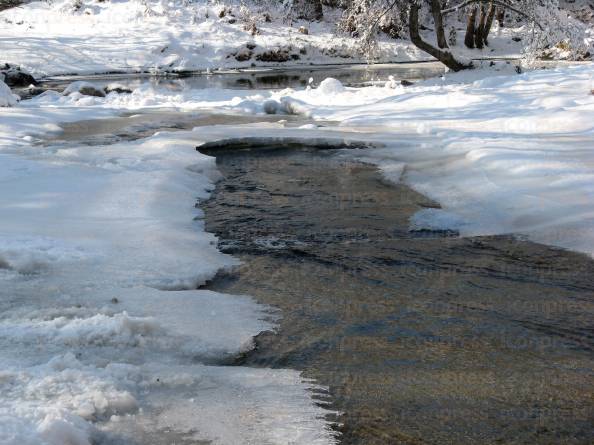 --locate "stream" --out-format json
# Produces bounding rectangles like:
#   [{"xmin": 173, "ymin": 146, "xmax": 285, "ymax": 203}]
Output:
[
  {"xmin": 44, "ymin": 65, "xmax": 594, "ymax": 445},
  {"xmin": 198, "ymin": 143, "xmax": 594, "ymax": 445}
]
